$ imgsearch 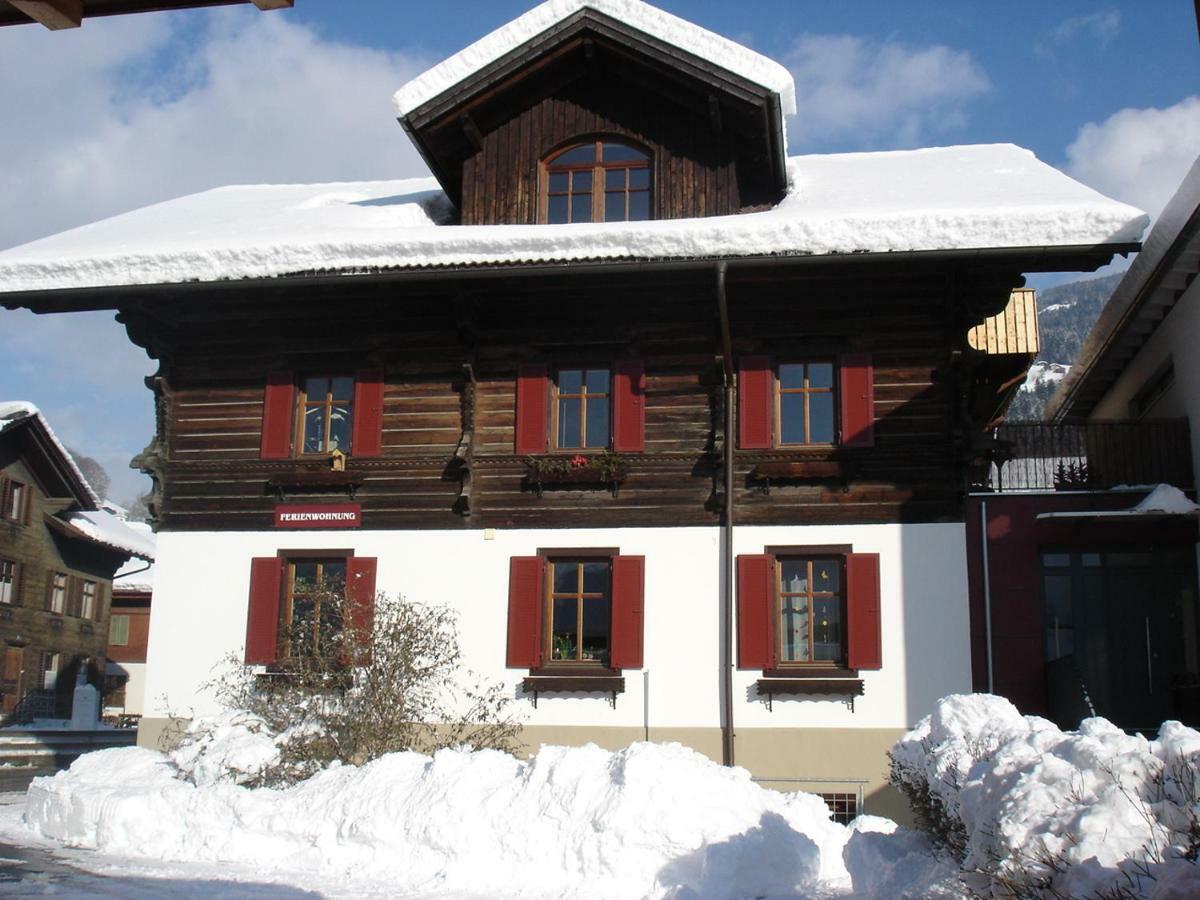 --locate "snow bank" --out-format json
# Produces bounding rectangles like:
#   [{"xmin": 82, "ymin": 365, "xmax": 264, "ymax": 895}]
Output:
[
  {"xmin": 393, "ymin": 0, "xmax": 797, "ymax": 118},
  {"xmin": 880, "ymin": 694, "xmax": 1200, "ymax": 898},
  {"xmin": 25, "ymin": 741, "xmax": 851, "ymax": 899},
  {"xmin": 1130, "ymin": 483, "xmax": 1200, "ymax": 516},
  {"xmin": 0, "ymin": 146, "xmax": 1147, "ymax": 294}
]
